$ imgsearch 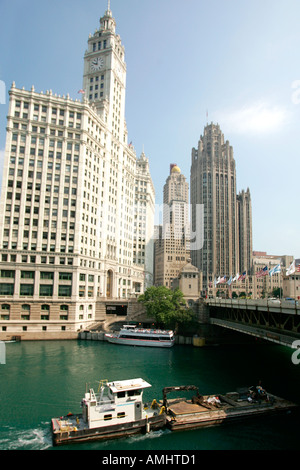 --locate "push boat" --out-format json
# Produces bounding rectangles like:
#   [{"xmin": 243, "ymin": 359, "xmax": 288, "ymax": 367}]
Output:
[
  {"xmin": 51, "ymin": 378, "xmax": 165, "ymax": 446},
  {"xmin": 105, "ymin": 324, "xmax": 175, "ymax": 348}
]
